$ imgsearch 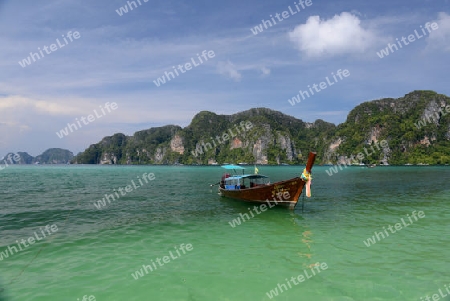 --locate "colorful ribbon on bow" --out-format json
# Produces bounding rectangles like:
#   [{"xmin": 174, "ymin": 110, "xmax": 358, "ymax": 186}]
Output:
[{"xmin": 301, "ymin": 168, "xmax": 312, "ymax": 197}]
